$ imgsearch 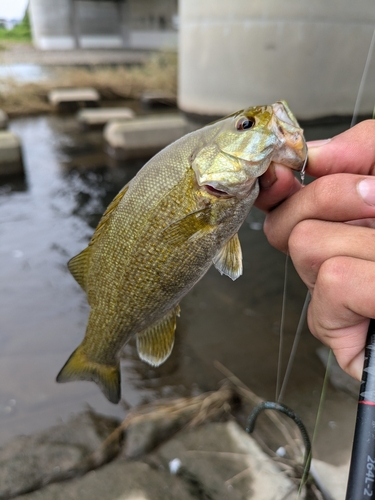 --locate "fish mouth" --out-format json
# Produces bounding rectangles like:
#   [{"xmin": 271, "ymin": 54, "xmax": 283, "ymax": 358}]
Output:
[{"xmin": 203, "ymin": 184, "xmax": 232, "ymax": 197}]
